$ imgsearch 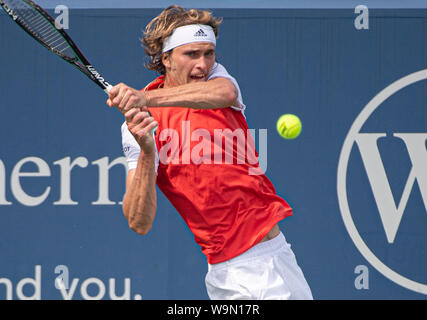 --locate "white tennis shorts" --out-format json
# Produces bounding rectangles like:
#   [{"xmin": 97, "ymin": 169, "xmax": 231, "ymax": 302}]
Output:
[{"xmin": 205, "ymin": 232, "xmax": 313, "ymax": 300}]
